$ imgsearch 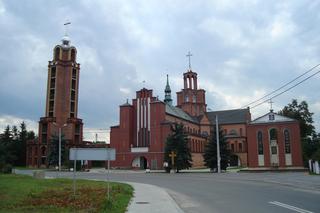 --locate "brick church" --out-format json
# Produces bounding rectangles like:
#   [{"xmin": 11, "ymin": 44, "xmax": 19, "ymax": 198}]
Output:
[
  {"xmin": 109, "ymin": 64, "xmax": 304, "ymax": 169},
  {"xmin": 26, "ymin": 33, "xmax": 303, "ymax": 170}
]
